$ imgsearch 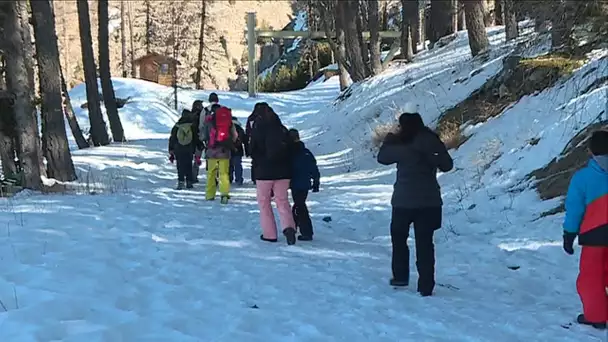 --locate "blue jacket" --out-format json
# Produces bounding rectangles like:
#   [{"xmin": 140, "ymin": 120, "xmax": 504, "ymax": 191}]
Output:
[
  {"xmin": 290, "ymin": 141, "xmax": 320, "ymax": 190},
  {"xmin": 563, "ymin": 157, "xmax": 608, "ymax": 246}
]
